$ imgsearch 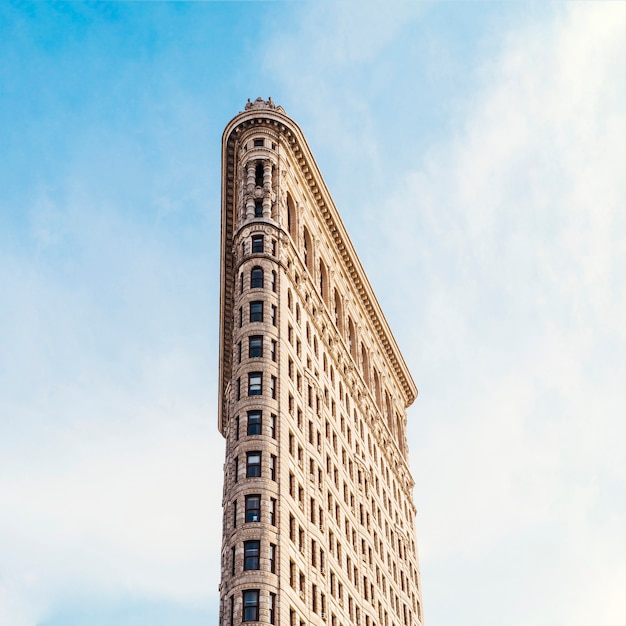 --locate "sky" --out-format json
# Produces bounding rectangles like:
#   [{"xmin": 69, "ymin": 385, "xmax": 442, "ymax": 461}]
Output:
[{"xmin": 0, "ymin": 1, "xmax": 624, "ymax": 625}]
